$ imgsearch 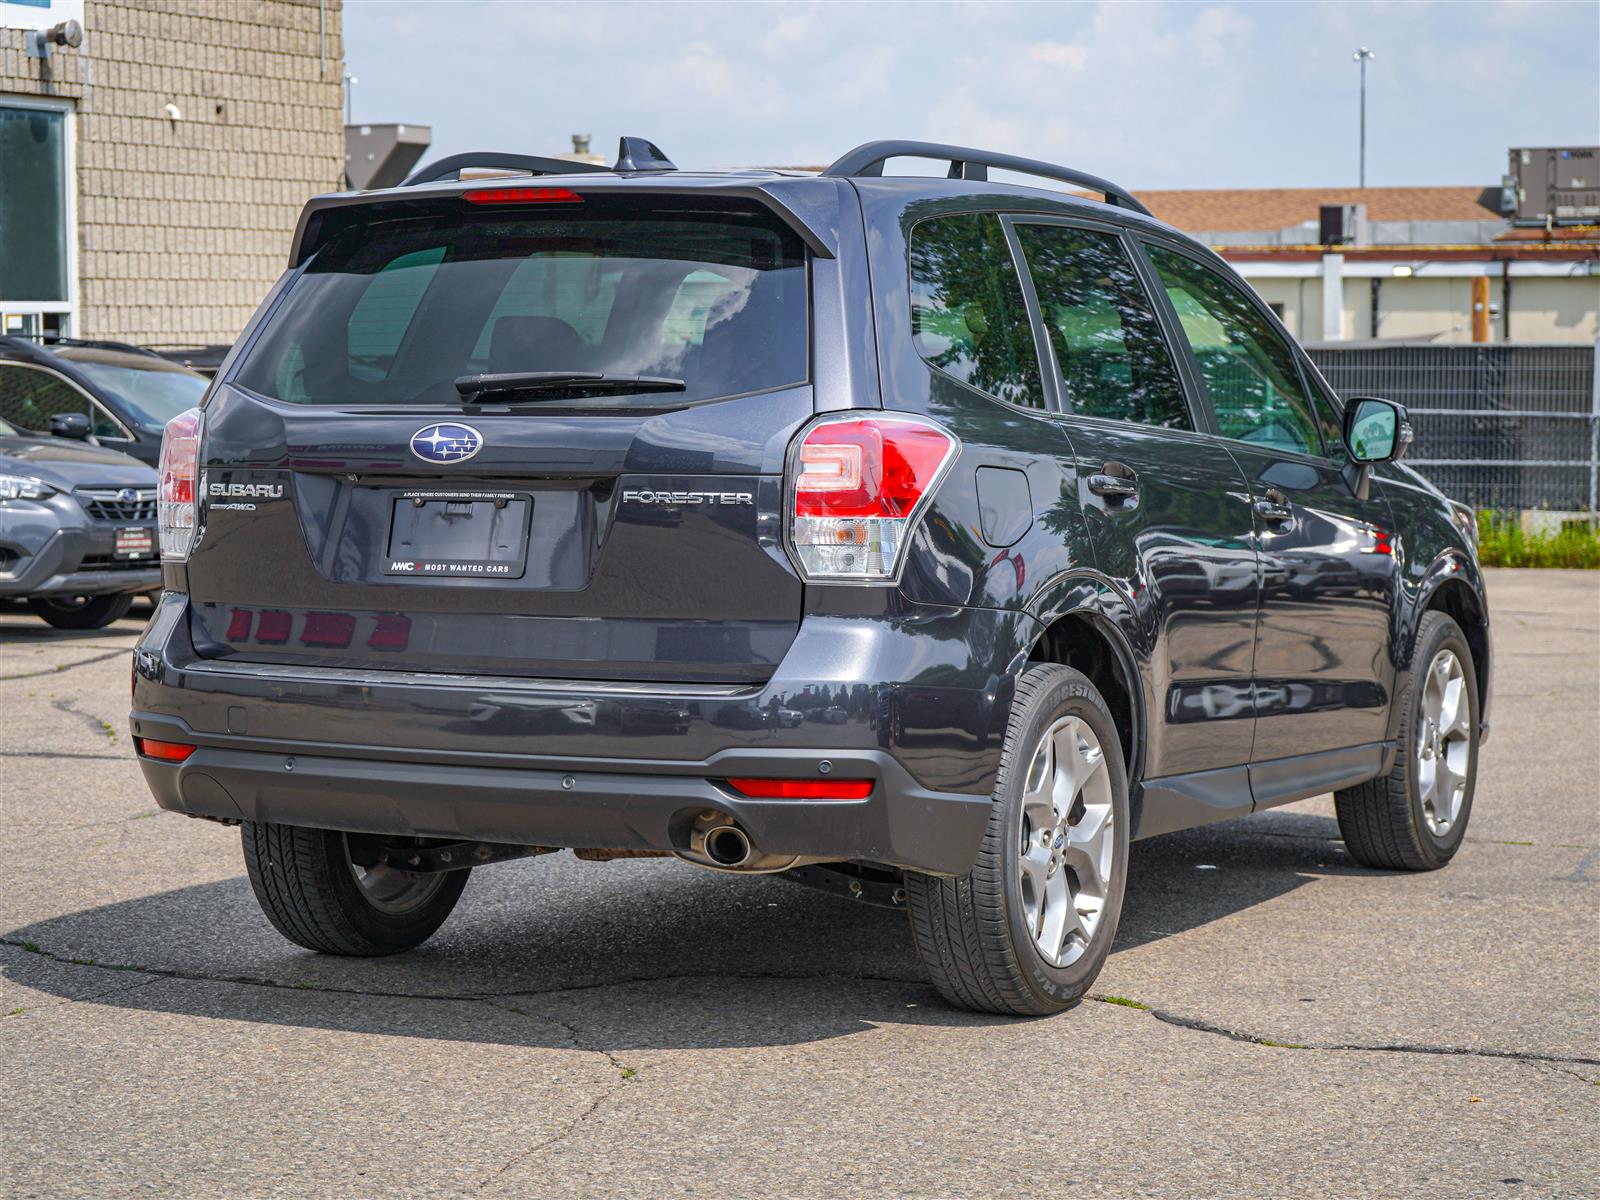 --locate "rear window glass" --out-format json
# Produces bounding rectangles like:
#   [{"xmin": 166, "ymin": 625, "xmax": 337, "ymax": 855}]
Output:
[{"xmin": 234, "ymin": 202, "xmax": 809, "ymax": 407}]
